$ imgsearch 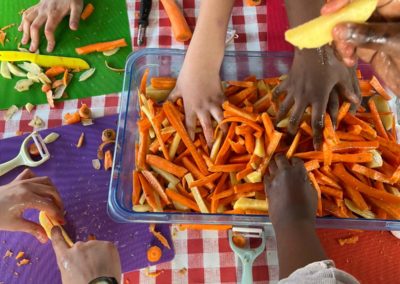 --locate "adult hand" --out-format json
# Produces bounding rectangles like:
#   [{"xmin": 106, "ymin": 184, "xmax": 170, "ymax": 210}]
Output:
[
  {"xmin": 169, "ymin": 62, "xmax": 224, "ymax": 147},
  {"xmin": 18, "ymin": 0, "xmax": 84, "ymax": 52},
  {"xmin": 51, "ymin": 227, "xmax": 122, "ymax": 284},
  {"xmin": 0, "ymin": 169, "xmax": 65, "ymax": 243},
  {"xmin": 274, "ymin": 47, "xmax": 360, "ymax": 150},
  {"xmin": 322, "ymin": 0, "xmax": 400, "ymax": 95}
]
